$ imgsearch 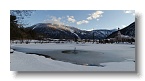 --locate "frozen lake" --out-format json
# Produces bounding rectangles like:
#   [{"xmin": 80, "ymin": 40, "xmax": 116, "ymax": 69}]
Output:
[{"xmin": 11, "ymin": 43, "xmax": 135, "ymax": 67}]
